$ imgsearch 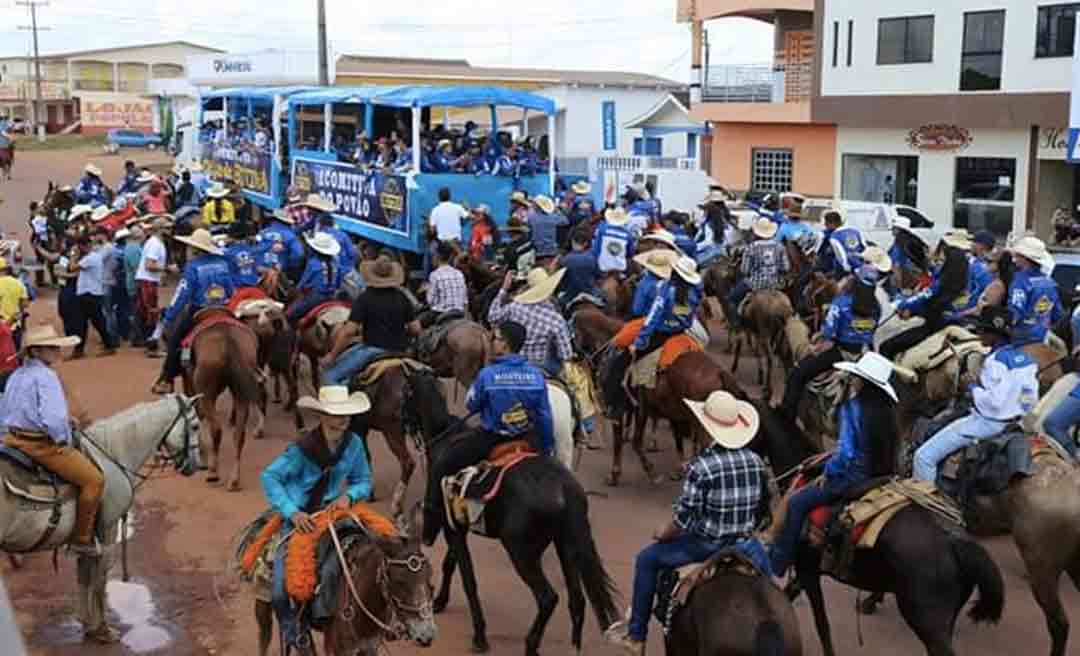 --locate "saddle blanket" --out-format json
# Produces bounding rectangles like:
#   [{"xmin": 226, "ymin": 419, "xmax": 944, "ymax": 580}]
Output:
[
  {"xmin": 897, "ymin": 325, "xmax": 986, "ymax": 375},
  {"xmin": 229, "ymin": 287, "xmax": 283, "ymax": 318},
  {"xmin": 625, "ymin": 334, "xmax": 706, "ymax": 389},
  {"xmin": 181, "ymin": 309, "xmax": 247, "ymax": 348},
  {"xmin": 441, "ymin": 440, "xmax": 537, "ymax": 537},
  {"xmin": 805, "ymin": 478, "xmax": 948, "ymax": 551},
  {"xmin": 298, "ymin": 301, "xmax": 351, "ymax": 331}
]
